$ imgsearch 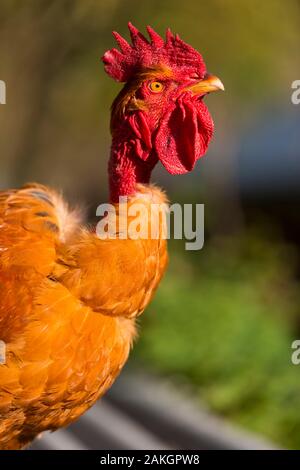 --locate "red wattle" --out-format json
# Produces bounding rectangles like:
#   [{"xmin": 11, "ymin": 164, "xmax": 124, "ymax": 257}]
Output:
[{"xmin": 154, "ymin": 94, "xmax": 214, "ymax": 175}]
